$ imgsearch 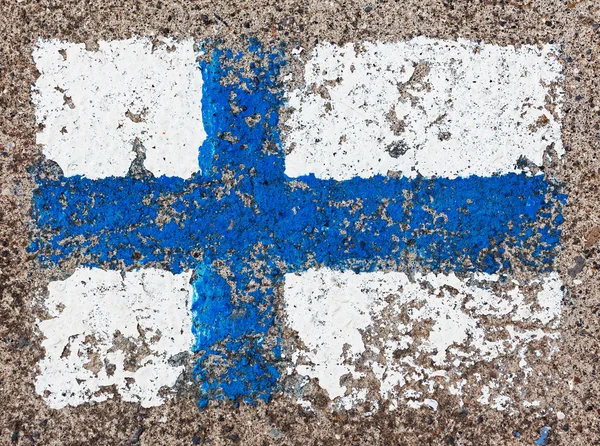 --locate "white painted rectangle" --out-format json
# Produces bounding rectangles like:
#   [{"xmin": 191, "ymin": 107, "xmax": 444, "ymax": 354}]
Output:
[
  {"xmin": 33, "ymin": 38, "xmax": 205, "ymax": 179},
  {"xmin": 284, "ymin": 268, "xmax": 563, "ymax": 409},
  {"xmin": 36, "ymin": 267, "xmax": 194, "ymax": 408},
  {"xmin": 284, "ymin": 37, "xmax": 563, "ymax": 180}
]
